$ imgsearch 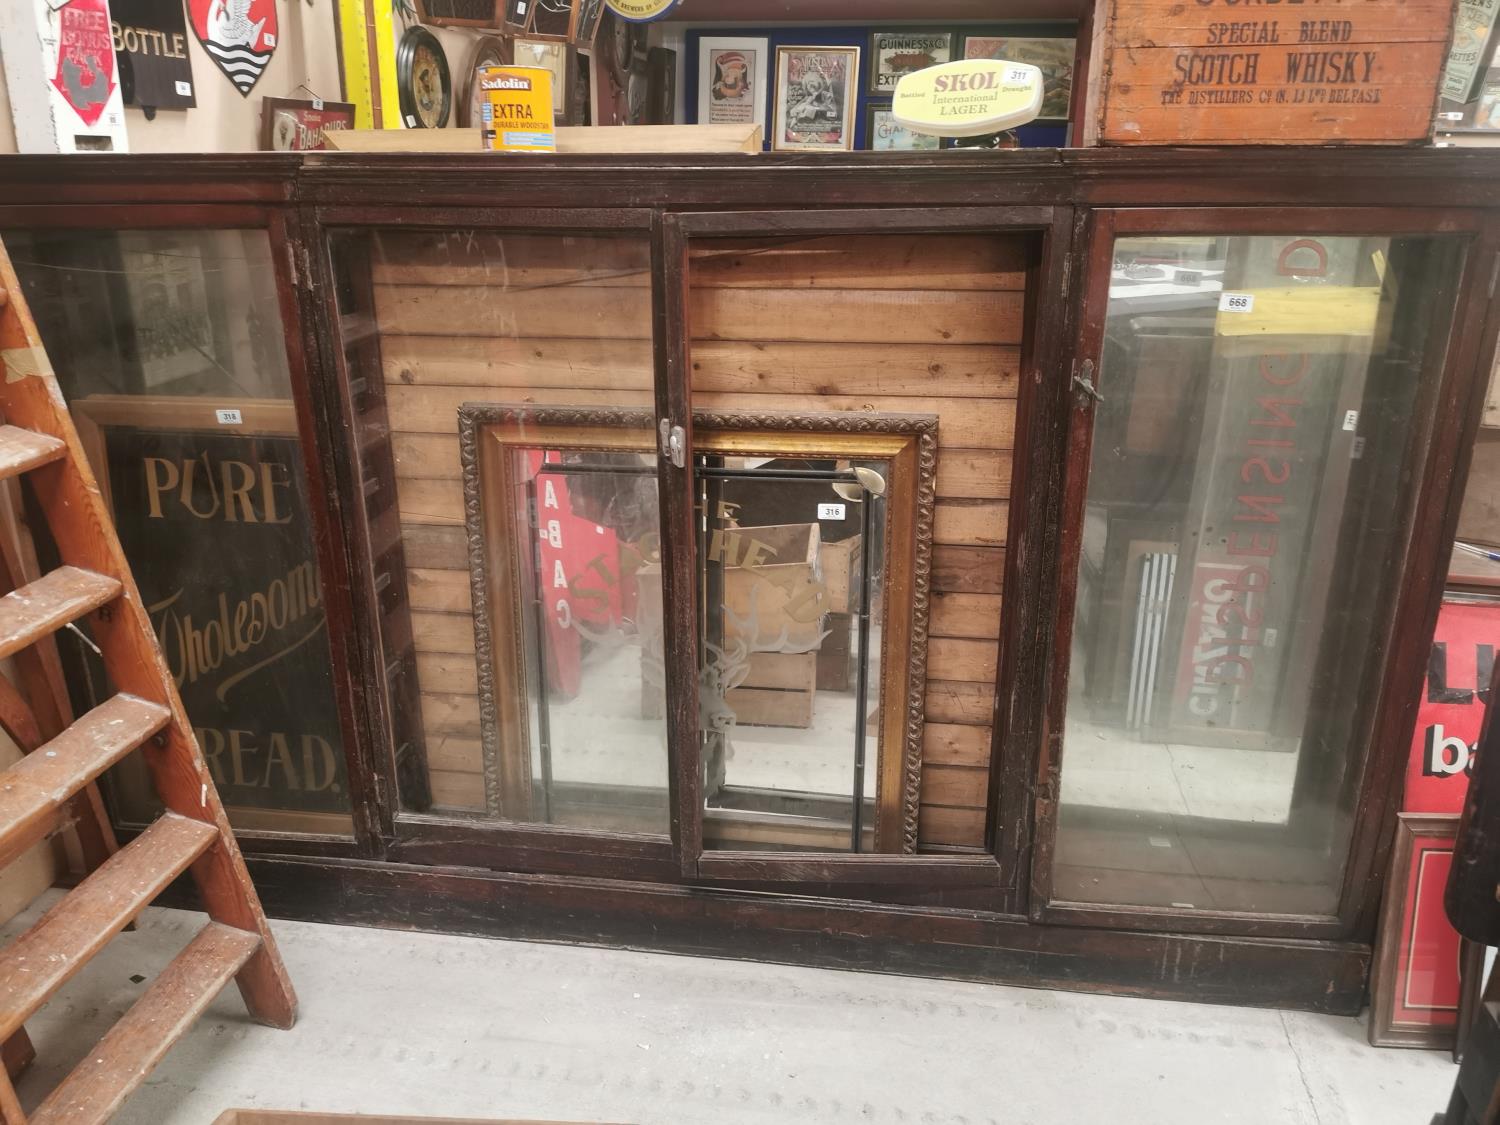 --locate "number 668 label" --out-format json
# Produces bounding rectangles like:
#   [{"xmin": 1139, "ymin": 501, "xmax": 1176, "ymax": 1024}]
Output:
[{"xmin": 1218, "ymin": 291, "xmax": 1255, "ymax": 314}]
